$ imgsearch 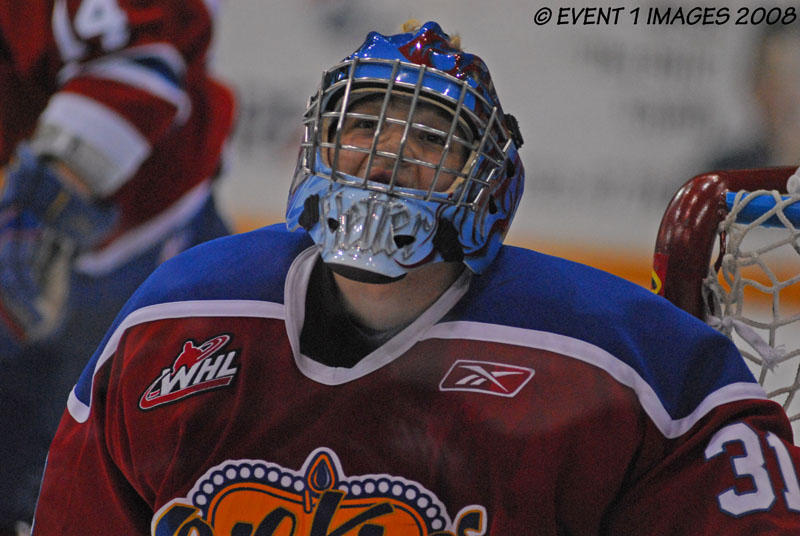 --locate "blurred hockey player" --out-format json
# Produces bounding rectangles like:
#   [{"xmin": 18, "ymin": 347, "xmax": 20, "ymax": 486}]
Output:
[
  {"xmin": 0, "ymin": 1, "xmax": 235, "ymax": 533},
  {"xmin": 708, "ymin": 24, "xmax": 800, "ymax": 170},
  {"xmin": 32, "ymin": 20, "xmax": 800, "ymax": 534}
]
